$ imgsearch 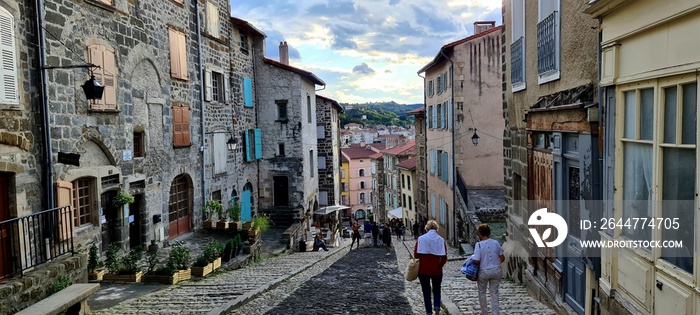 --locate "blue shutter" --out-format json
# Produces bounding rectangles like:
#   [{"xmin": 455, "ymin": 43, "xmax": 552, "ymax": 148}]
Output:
[
  {"xmin": 431, "ymin": 193, "xmax": 436, "ymax": 218},
  {"xmin": 244, "ymin": 77, "xmax": 253, "ymax": 107},
  {"xmin": 430, "ymin": 149, "xmax": 435, "ymax": 175},
  {"xmin": 448, "ymin": 100, "xmax": 452, "ymax": 130},
  {"xmin": 441, "ymin": 151, "xmax": 448, "ymax": 182},
  {"xmin": 448, "ymin": 154, "xmax": 453, "ymax": 187},
  {"xmin": 254, "ymin": 128, "xmax": 262, "ymax": 159},
  {"xmin": 241, "ymin": 188, "xmax": 252, "ymax": 222},
  {"xmin": 439, "ymin": 197, "xmax": 445, "ymax": 224},
  {"xmin": 244, "ymin": 129, "xmax": 252, "ymax": 162}
]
